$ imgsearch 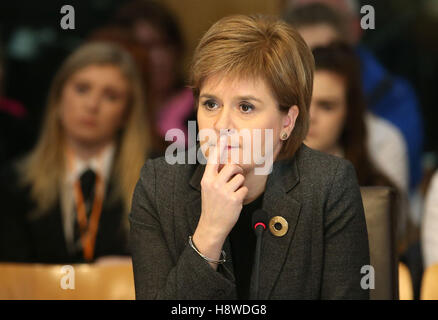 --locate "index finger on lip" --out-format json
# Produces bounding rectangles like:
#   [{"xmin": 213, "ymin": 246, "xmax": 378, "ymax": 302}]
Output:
[{"xmin": 205, "ymin": 135, "xmax": 227, "ymax": 175}]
